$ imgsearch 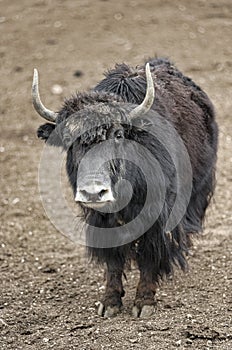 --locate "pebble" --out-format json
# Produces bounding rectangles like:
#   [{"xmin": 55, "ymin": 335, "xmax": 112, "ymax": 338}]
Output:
[
  {"xmin": 189, "ymin": 32, "xmax": 197, "ymax": 39},
  {"xmin": 73, "ymin": 70, "xmax": 84, "ymax": 78},
  {"xmin": 54, "ymin": 21, "xmax": 62, "ymax": 28},
  {"xmin": 12, "ymin": 198, "xmax": 20, "ymax": 205},
  {"xmin": 114, "ymin": 13, "xmax": 123, "ymax": 21},
  {"xmin": 0, "ymin": 318, "xmax": 8, "ymax": 326},
  {"xmin": 51, "ymin": 84, "xmax": 63, "ymax": 95},
  {"xmin": 129, "ymin": 338, "xmax": 138, "ymax": 343},
  {"xmin": 178, "ymin": 5, "xmax": 186, "ymax": 11},
  {"xmin": 198, "ymin": 26, "xmax": 205, "ymax": 34}
]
